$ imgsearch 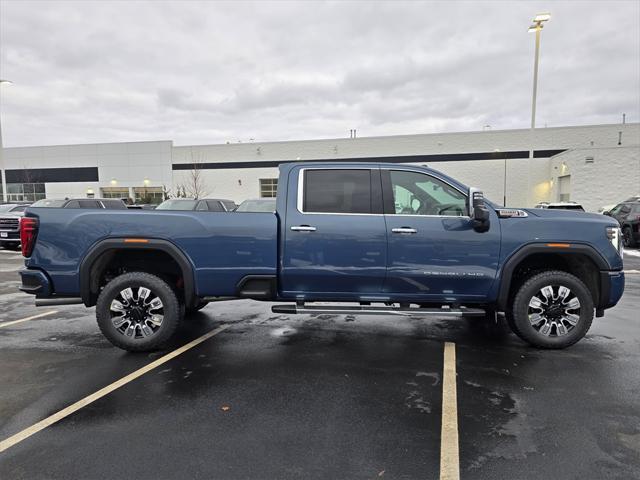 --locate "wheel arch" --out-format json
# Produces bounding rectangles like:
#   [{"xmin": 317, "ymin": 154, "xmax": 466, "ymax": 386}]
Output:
[
  {"xmin": 80, "ymin": 238, "xmax": 196, "ymax": 308},
  {"xmin": 496, "ymin": 243, "xmax": 609, "ymax": 312}
]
